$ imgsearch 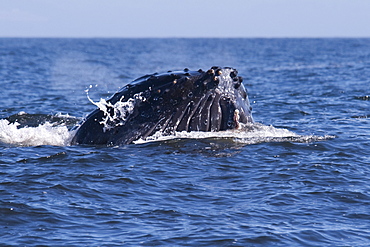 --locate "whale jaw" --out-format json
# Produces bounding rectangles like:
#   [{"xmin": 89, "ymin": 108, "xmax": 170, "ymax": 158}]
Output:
[{"xmin": 71, "ymin": 66, "xmax": 254, "ymax": 145}]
